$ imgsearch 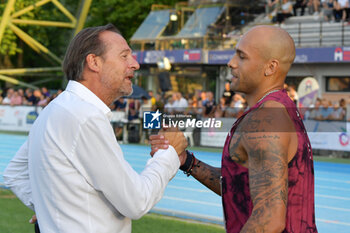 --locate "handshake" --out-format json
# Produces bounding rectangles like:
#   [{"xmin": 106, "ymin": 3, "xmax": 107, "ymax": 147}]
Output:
[{"xmin": 149, "ymin": 128, "xmax": 188, "ymax": 166}]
